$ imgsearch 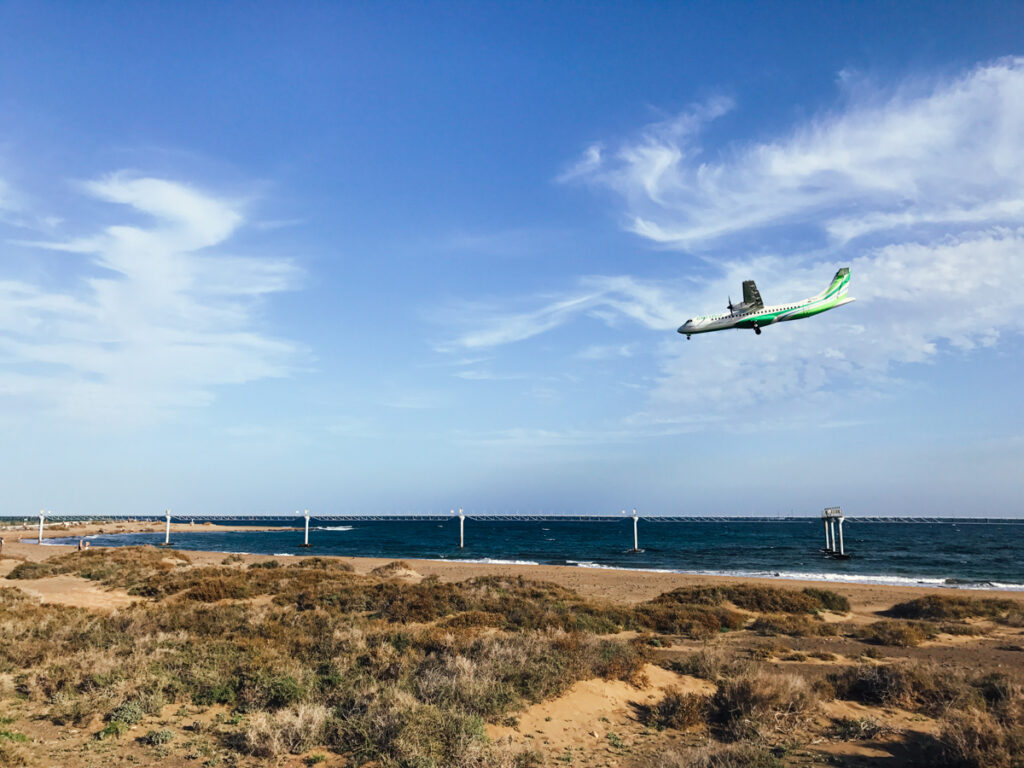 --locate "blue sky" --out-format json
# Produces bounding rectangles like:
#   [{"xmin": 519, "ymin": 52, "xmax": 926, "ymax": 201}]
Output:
[{"xmin": 1, "ymin": 2, "xmax": 1023, "ymax": 517}]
